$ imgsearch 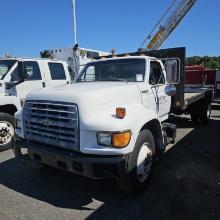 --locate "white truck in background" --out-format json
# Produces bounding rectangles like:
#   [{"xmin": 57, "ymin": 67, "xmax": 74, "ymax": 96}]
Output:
[
  {"xmin": 0, "ymin": 58, "xmax": 71, "ymax": 150},
  {"xmin": 0, "ymin": 47, "xmax": 109, "ymax": 151},
  {"xmin": 13, "ymin": 47, "xmax": 213, "ymax": 195}
]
